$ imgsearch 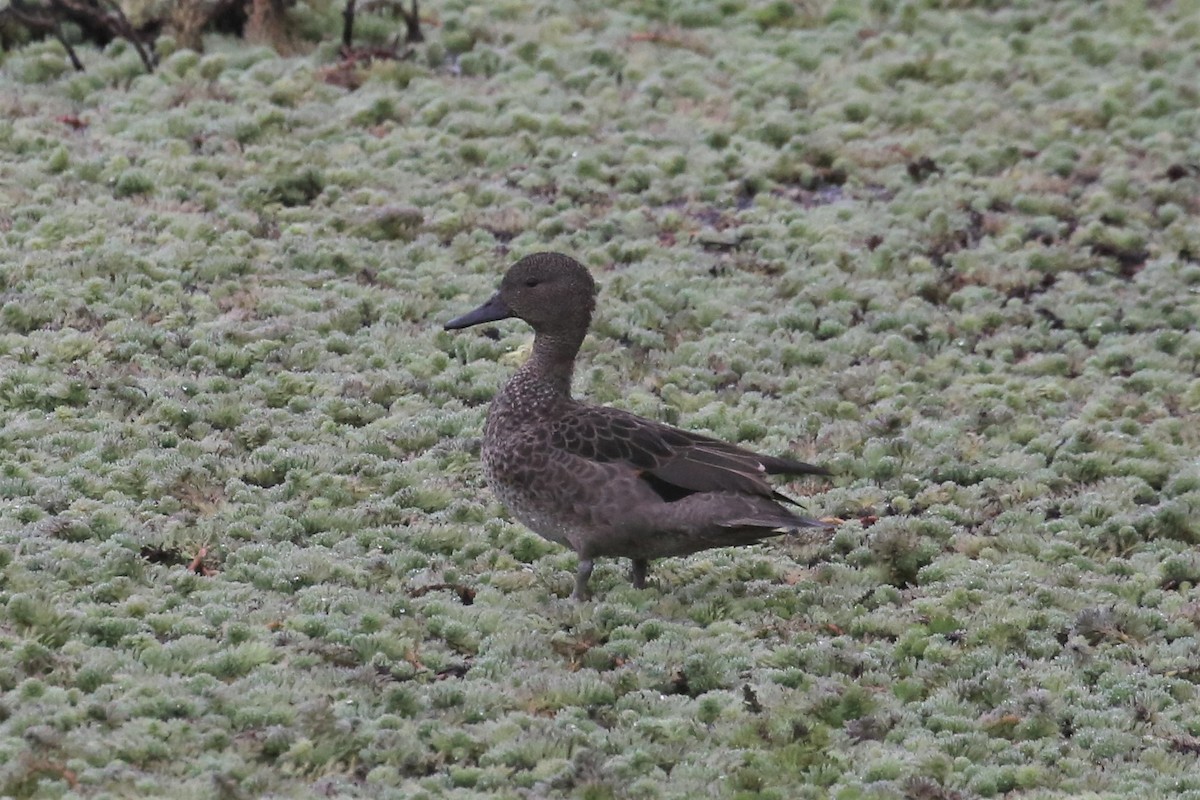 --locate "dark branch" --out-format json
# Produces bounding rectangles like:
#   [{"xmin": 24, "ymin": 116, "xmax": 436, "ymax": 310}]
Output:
[
  {"xmin": 357, "ymin": 0, "xmax": 422, "ymax": 44},
  {"xmin": 97, "ymin": 0, "xmax": 155, "ymax": 72},
  {"xmin": 342, "ymin": 0, "xmax": 356, "ymax": 49},
  {"xmin": 6, "ymin": 1, "xmax": 83, "ymax": 70},
  {"xmin": 51, "ymin": 12, "xmax": 85, "ymax": 70},
  {"xmin": 400, "ymin": 0, "xmax": 421, "ymax": 43}
]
